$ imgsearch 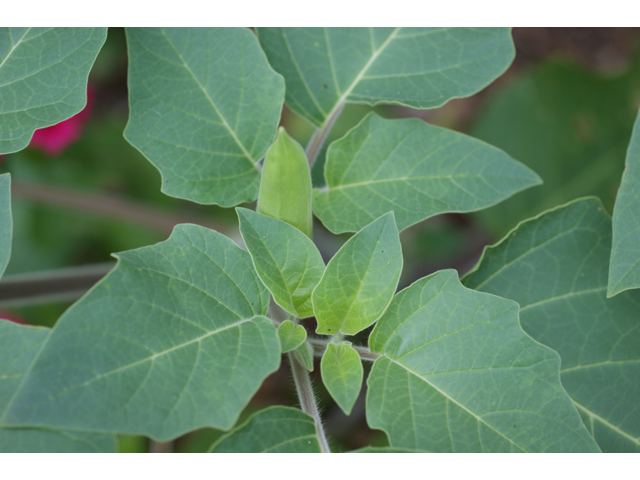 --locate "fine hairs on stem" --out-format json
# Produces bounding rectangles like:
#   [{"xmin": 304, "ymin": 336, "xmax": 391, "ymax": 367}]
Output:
[{"xmin": 288, "ymin": 352, "xmax": 331, "ymax": 453}]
